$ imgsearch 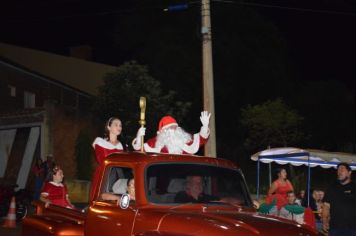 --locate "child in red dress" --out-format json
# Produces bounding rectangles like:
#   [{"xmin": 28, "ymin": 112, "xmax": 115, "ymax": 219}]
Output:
[{"xmin": 40, "ymin": 165, "xmax": 74, "ymax": 209}]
